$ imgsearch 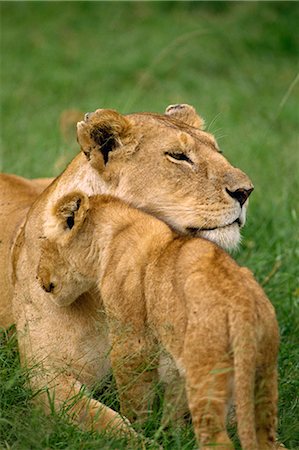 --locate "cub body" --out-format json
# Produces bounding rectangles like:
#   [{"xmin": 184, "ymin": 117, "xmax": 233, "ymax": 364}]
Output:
[{"xmin": 34, "ymin": 192, "xmax": 280, "ymax": 449}]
